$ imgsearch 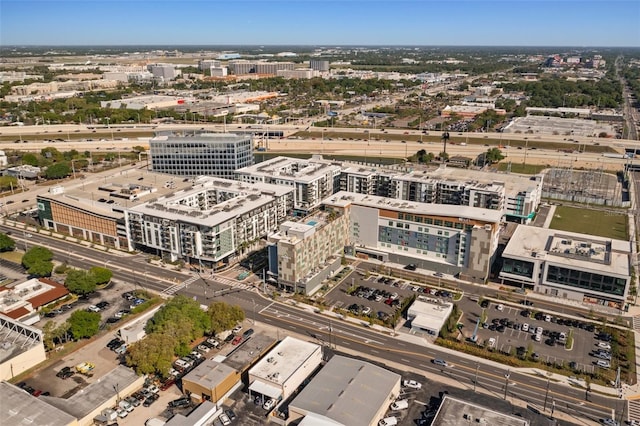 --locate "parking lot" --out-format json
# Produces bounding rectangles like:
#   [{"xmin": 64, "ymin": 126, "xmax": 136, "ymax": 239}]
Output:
[
  {"xmin": 324, "ymin": 270, "xmax": 455, "ymax": 325},
  {"xmin": 461, "ymin": 298, "xmax": 609, "ymax": 374}
]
